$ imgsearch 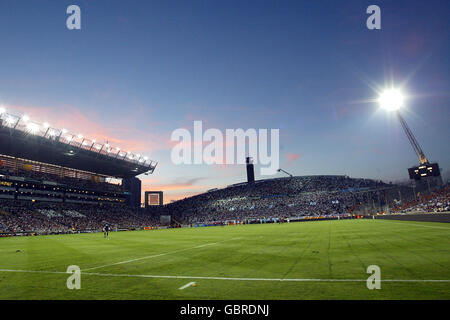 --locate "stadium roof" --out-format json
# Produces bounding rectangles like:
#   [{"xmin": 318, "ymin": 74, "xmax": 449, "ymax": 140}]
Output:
[{"xmin": 0, "ymin": 110, "xmax": 157, "ymax": 178}]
